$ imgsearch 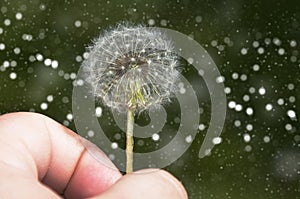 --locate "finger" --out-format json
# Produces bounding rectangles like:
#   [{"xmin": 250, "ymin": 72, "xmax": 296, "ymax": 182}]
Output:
[
  {"xmin": 63, "ymin": 138, "xmax": 121, "ymax": 199},
  {"xmin": 0, "ymin": 162, "xmax": 59, "ymax": 198},
  {"xmin": 92, "ymin": 169, "xmax": 188, "ymax": 199},
  {"xmin": 0, "ymin": 112, "xmax": 121, "ymax": 198}
]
